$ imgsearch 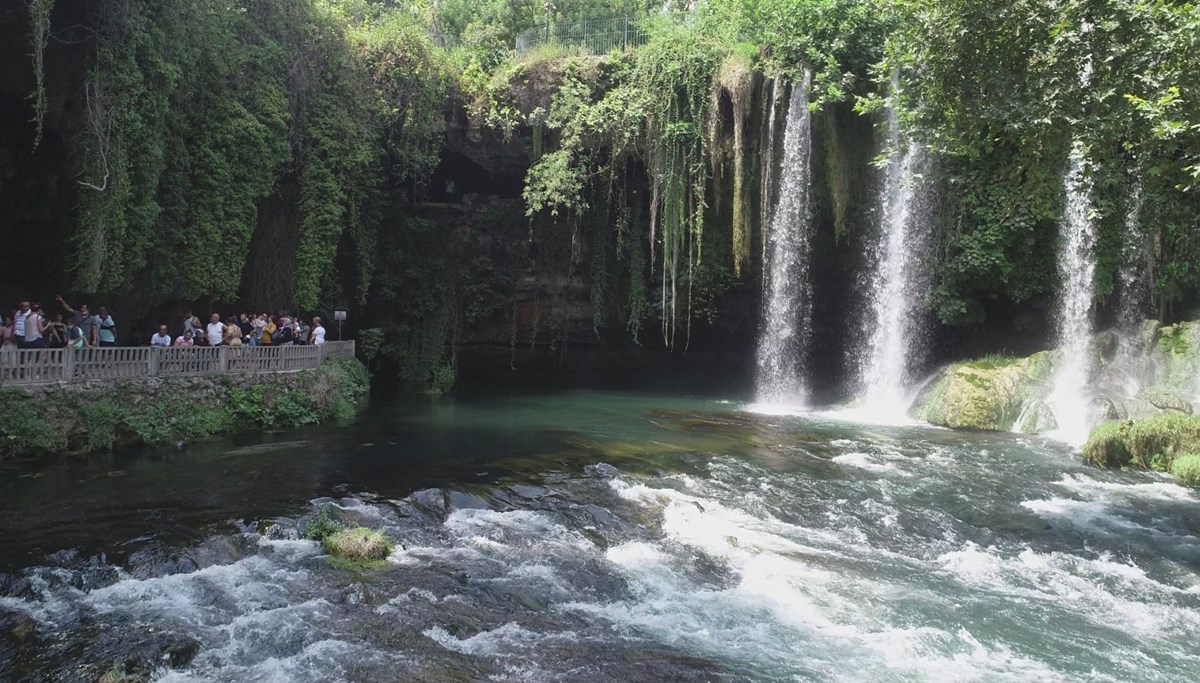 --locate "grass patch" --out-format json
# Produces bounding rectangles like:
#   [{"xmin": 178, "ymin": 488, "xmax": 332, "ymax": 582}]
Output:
[
  {"xmin": 322, "ymin": 527, "xmax": 393, "ymax": 564},
  {"xmin": 1169, "ymin": 453, "xmax": 1200, "ymax": 487},
  {"xmin": 1082, "ymin": 414, "xmax": 1200, "ymax": 469}
]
